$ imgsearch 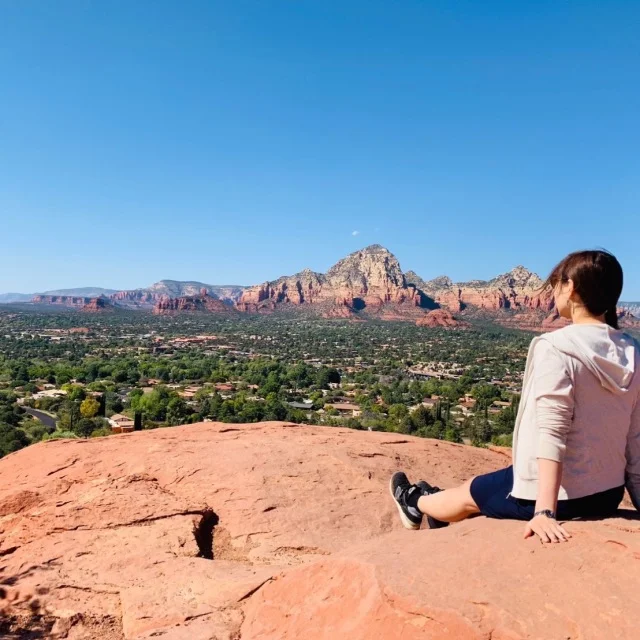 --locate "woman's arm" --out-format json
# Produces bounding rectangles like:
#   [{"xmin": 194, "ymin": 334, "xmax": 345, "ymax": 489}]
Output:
[
  {"xmin": 524, "ymin": 458, "xmax": 571, "ymax": 543},
  {"xmin": 535, "ymin": 458, "xmax": 563, "ymax": 514},
  {"xmin": 524, "ymin": 341, "xmax": 573, "ymax": 543}
]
